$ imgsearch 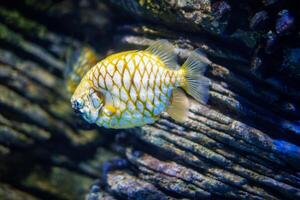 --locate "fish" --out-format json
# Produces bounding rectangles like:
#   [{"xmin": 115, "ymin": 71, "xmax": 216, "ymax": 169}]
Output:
[{"xmin": 71, "ymin": 40, "xmax": 210, "ymax": 129}]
